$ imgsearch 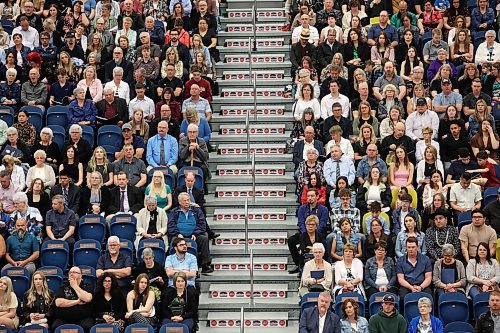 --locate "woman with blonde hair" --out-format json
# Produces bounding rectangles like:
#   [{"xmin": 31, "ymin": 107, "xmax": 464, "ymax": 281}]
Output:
[
  {"xmin": 407, "ymin": 82, "xmax": 432, "ymax": 114},
  {"xmin": 458, "ymin": 63, "xmax": 480, "ymax": 96},
  {"xmin": 0, "ymin": 276, "xmax": 19, "ymax": 329},
  {"xmin": 430, "ymin": 63, "xmax": 459, "ymax": 97},
  {"xmin": 352, "ymin": 68, "xmax": 367, "ymax": 95},
  {"xmin": 81, "ymin": 170, "xmax": 110, "ymax": 215},
  {"xmin": 86, "ymin": 146, "xmax": 114, "ymax": 187},
  {"xmin": 353, "ymin": 101, "xmax": 379, "ymax": 137},
  {"xmin": 57, "ymin": 51, "xmax": 79, "ymax": 83},
  {"xmin": 377, "ymin": 84, "xmax": 403, "ymax": 122},
  {"xmin": 77, "ymin": 65, "xmax": 103, "ymax": 103},
  {"xmin": 161, "ymin": 47, "xmax": 184, "ymax": 79},
  {"xmin": 353, "ymin": 123, "xmax": 377, "ymax": 162},
  {"xmin": 145, "ymin": 171, "xmax": 172, "ymax": 211},
  {"xmin": 416, "ymin": 145, "xmax": 444, "ymax": 189},
  {"xmin": 190, "ymin": 34, "xmax": 212, "ymax": 70},
  {"xmin": 179, "ymin": 108, "xmax": 211, "ymax": 142},
  {"xmin": 379, "ymin": 105, "xmax": 404, "ymax": 139},
  {"xmin": 321, "ymin": 53, "xmax": 348, "ymax": 81},
  {"xmin": 86, "ymin": 32, "xmax": 109, "ymax": 72},
  {"xmin": 22, "ymin": 272, "xmax": 53, "ymax": 328},
  {"xmin": 115, "ymin": 17, "xmax": 136, "ymax": 49},
  {"xmin": 192, "ymin": 51, "xmax": 212, "ymax": 78},
  {"xmin": 468, "ymin": 99, "xmax": 495, "ymax": 138},
  {"xmin": 127, "ymin": 108, "xmax": 150, "ymax": 141}
]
